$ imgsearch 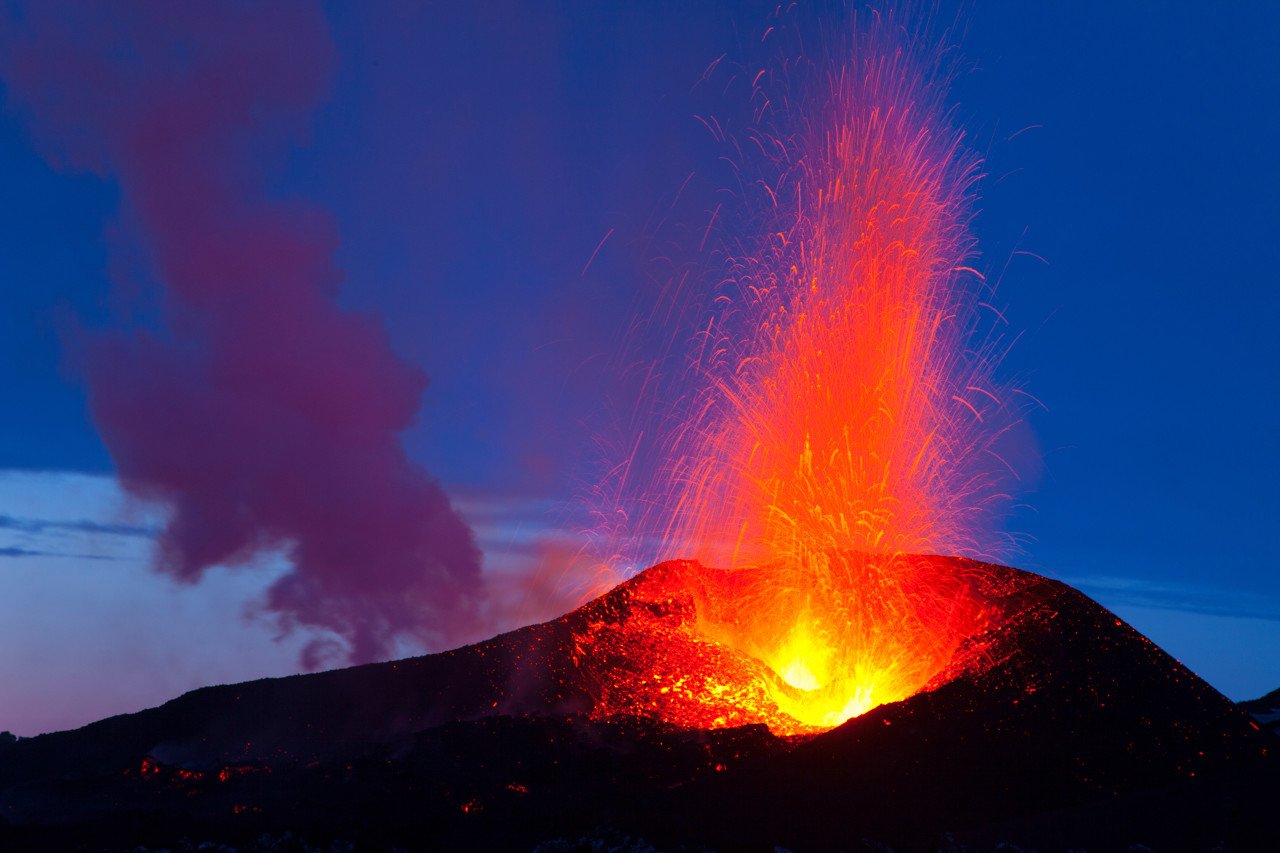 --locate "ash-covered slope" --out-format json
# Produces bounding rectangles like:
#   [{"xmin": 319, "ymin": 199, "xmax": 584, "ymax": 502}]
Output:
[{"xmin": 2, "ymin": 558, "xmax": 1276, "ymax": 851}]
